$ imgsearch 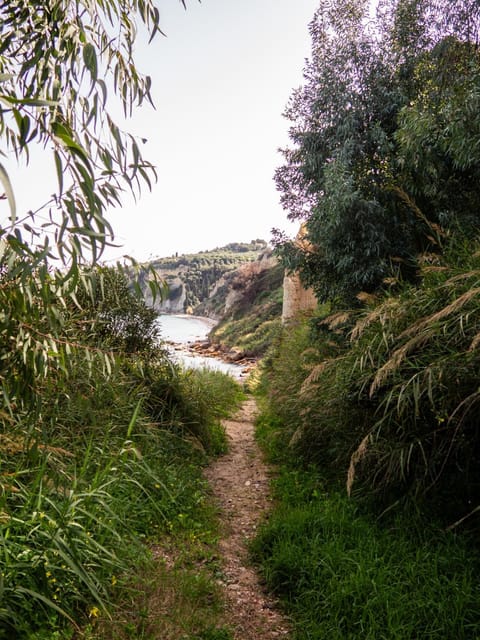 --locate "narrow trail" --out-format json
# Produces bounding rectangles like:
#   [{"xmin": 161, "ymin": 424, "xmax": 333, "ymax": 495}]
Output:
[{"xmin": 204, "ymin": 398, "xmax": 291, "ymax": 640}]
